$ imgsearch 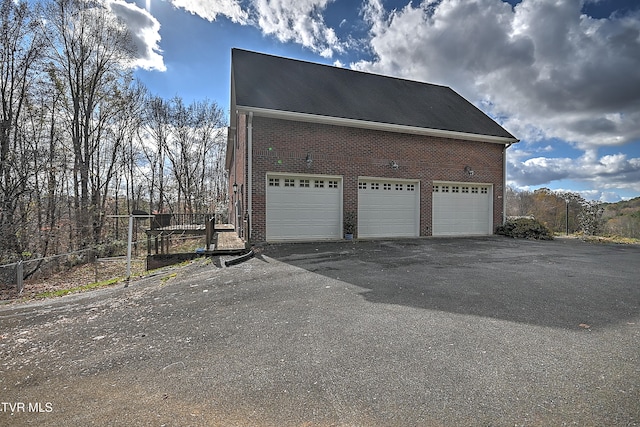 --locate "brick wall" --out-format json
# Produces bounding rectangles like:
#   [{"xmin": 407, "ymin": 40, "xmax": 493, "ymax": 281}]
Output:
[
  {"xmin": 228, "ymin": 114, "xmax": 248, "ymax": 240},
  {"xmin": 237, "ymin": 114, "xmax": 505, "ymax": 243}
]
